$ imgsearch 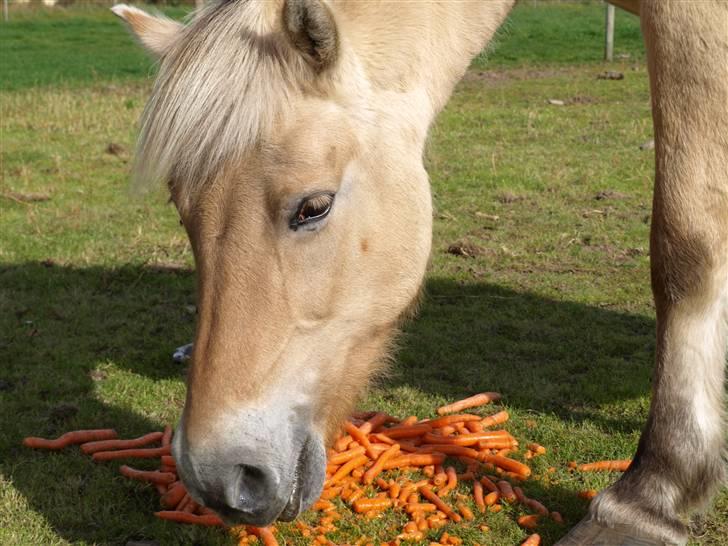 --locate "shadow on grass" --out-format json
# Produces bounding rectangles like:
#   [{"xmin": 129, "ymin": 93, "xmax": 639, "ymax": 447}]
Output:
[{"xmin": 0, "ymin": 262, "xmax": 656, "ymax": 544}]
